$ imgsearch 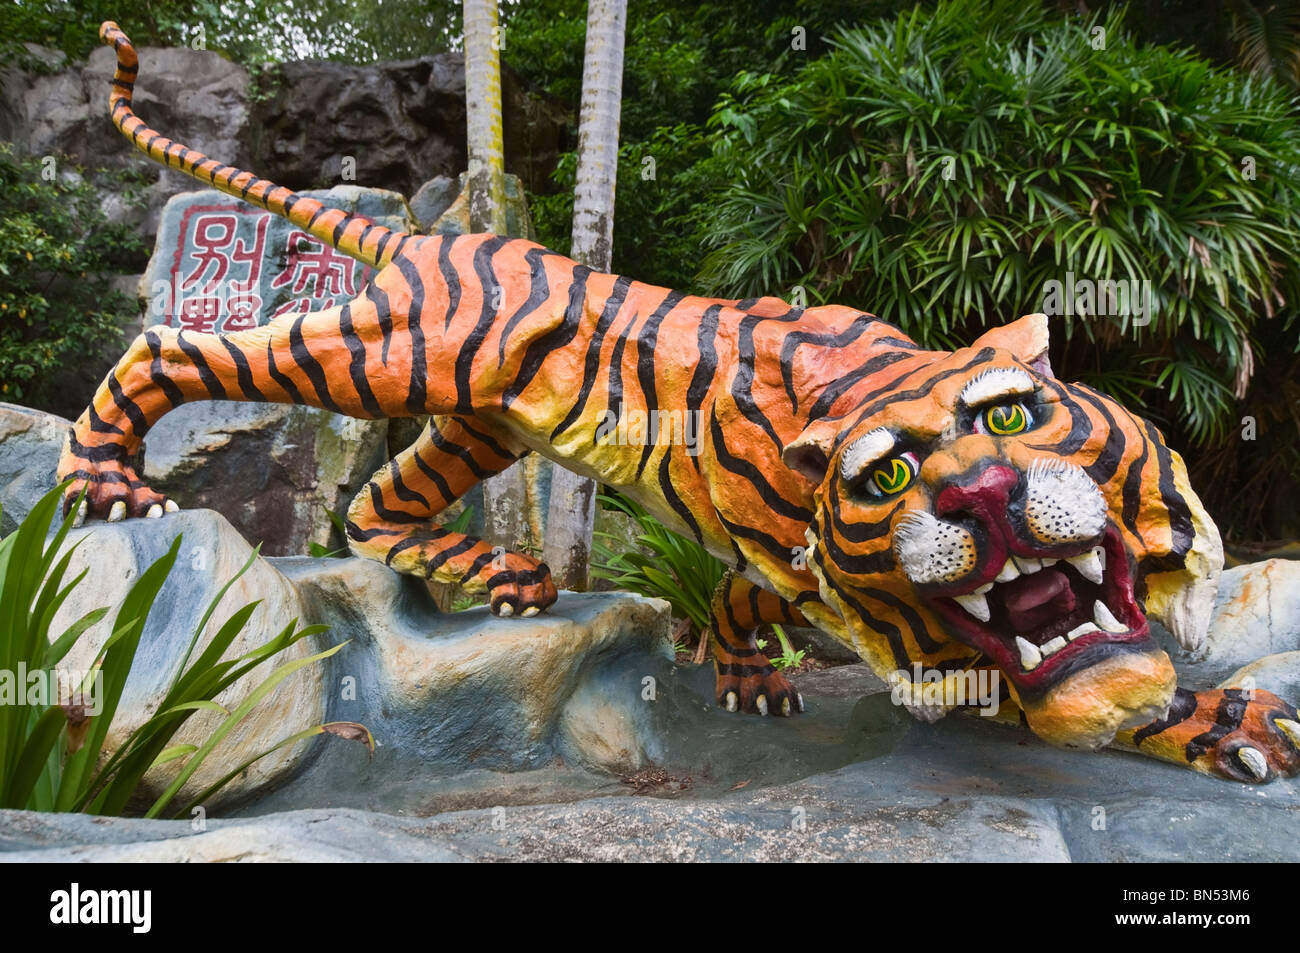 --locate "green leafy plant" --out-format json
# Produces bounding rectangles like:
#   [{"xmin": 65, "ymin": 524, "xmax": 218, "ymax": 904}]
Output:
[
  {"xmin": 767, "ymin": 624, "xmax": 808, "ymax": 671},
  {"xmin": 0, "ymin": 484, "xmax": 372, "ymax": 817},
  {"xmin": 591, "ymin": 492, "xmax": 725, "ymax": 636},
  {"xmin": 0, "ymin": 144, "xmax": 149, "ymax": 418},
  {"xmin": 307, "ymin": 507, "xmax": 351, "ymax": 558},
  {"xmin": 688, "ymin": 0, "xmax": 1300, "ymax": 538}
]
